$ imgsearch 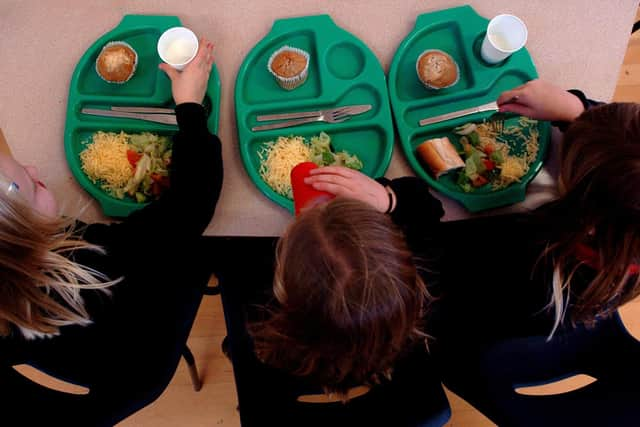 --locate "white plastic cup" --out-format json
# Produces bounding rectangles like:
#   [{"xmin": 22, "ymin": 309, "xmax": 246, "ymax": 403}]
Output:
[
  {"xmin": 480, "ymin": 14, "xmax": 528, "ymax": 64},
  {"xmin": 157, "ymin": 27, "xmax": 199, "ymax": 70}
]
